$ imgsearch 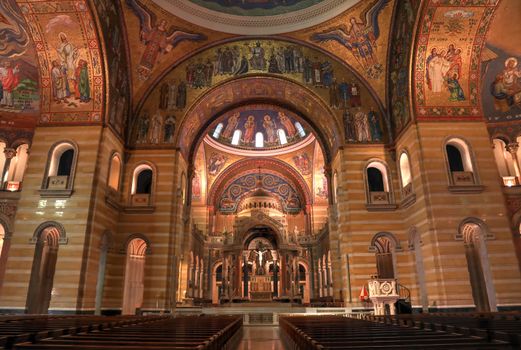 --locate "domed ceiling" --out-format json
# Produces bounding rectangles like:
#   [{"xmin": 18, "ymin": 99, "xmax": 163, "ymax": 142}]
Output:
[
  {"xmin": 209, "ymin": 105, "xmax": 309, "ymax": 151},
  {"xmin": 151, "ymin": 0, "xmax": 361, "ymax": 34},
  {"xmin": 187, "ymin": 0, "xmax": 324, "ymax": 16}
]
